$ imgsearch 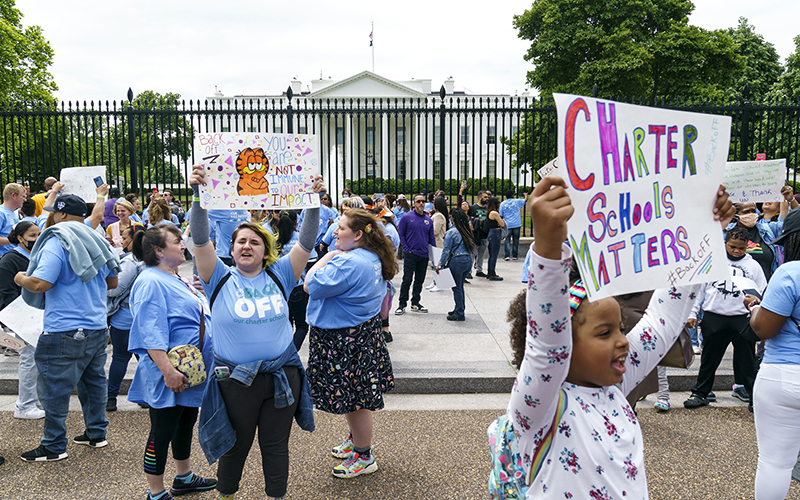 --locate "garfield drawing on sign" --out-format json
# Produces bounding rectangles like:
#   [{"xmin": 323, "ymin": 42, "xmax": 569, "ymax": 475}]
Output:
[{"xmin": 235, "ymin": 147, "xmax": 270, "ymax": 195}]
